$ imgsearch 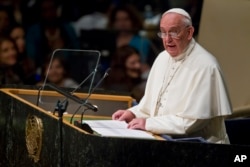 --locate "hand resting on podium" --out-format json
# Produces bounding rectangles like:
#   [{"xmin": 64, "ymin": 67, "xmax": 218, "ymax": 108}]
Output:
[{"xmin": 112, "ymin": 109, "xmax": 146, "ymax": 131}]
